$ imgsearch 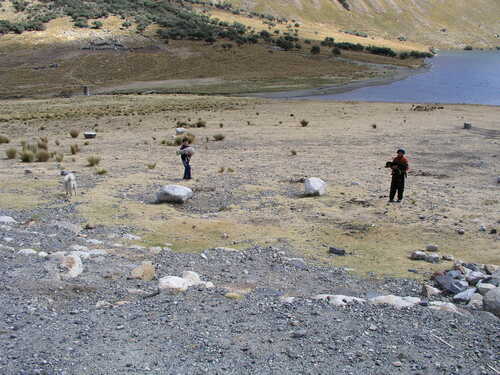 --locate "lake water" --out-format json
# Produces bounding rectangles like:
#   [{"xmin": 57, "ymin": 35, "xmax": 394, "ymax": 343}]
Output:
[{"xmin": 292, "ymin": 51, "xmax": 500, "ymax": 105}]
